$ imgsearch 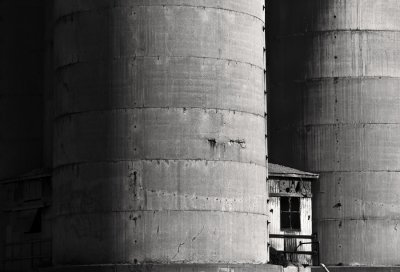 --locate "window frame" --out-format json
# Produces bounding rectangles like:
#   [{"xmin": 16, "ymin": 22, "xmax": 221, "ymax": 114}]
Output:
[{"xmin": 280, "ymin": 196, "xmax": 301, "ymax": 231}]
